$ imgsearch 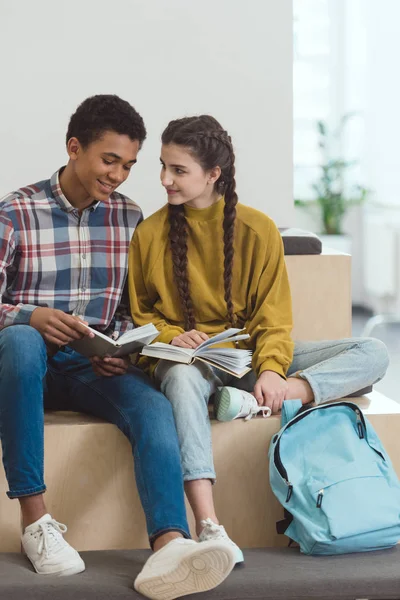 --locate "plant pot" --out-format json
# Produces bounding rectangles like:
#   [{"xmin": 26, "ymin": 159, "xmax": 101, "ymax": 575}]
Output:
[{"xmin": 319, "ymin": 234, "xmax": 352, "ymax": 255}]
